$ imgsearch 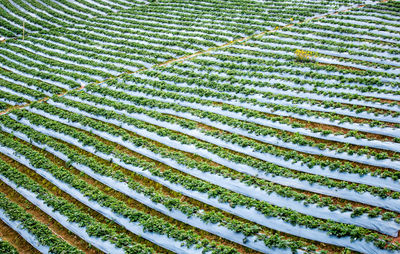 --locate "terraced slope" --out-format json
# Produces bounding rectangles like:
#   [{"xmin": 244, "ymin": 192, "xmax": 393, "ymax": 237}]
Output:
[{"xmin": 1, "ymin": 0, "xmax": 400, "ymax": 253}]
